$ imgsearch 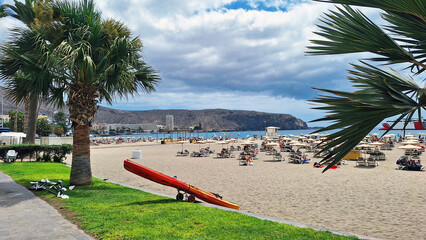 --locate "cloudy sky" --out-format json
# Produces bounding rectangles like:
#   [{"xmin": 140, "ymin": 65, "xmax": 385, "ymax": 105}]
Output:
[{"xmin": 0, "ymin": 0, "xmax": 390, "ymax": 126}]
